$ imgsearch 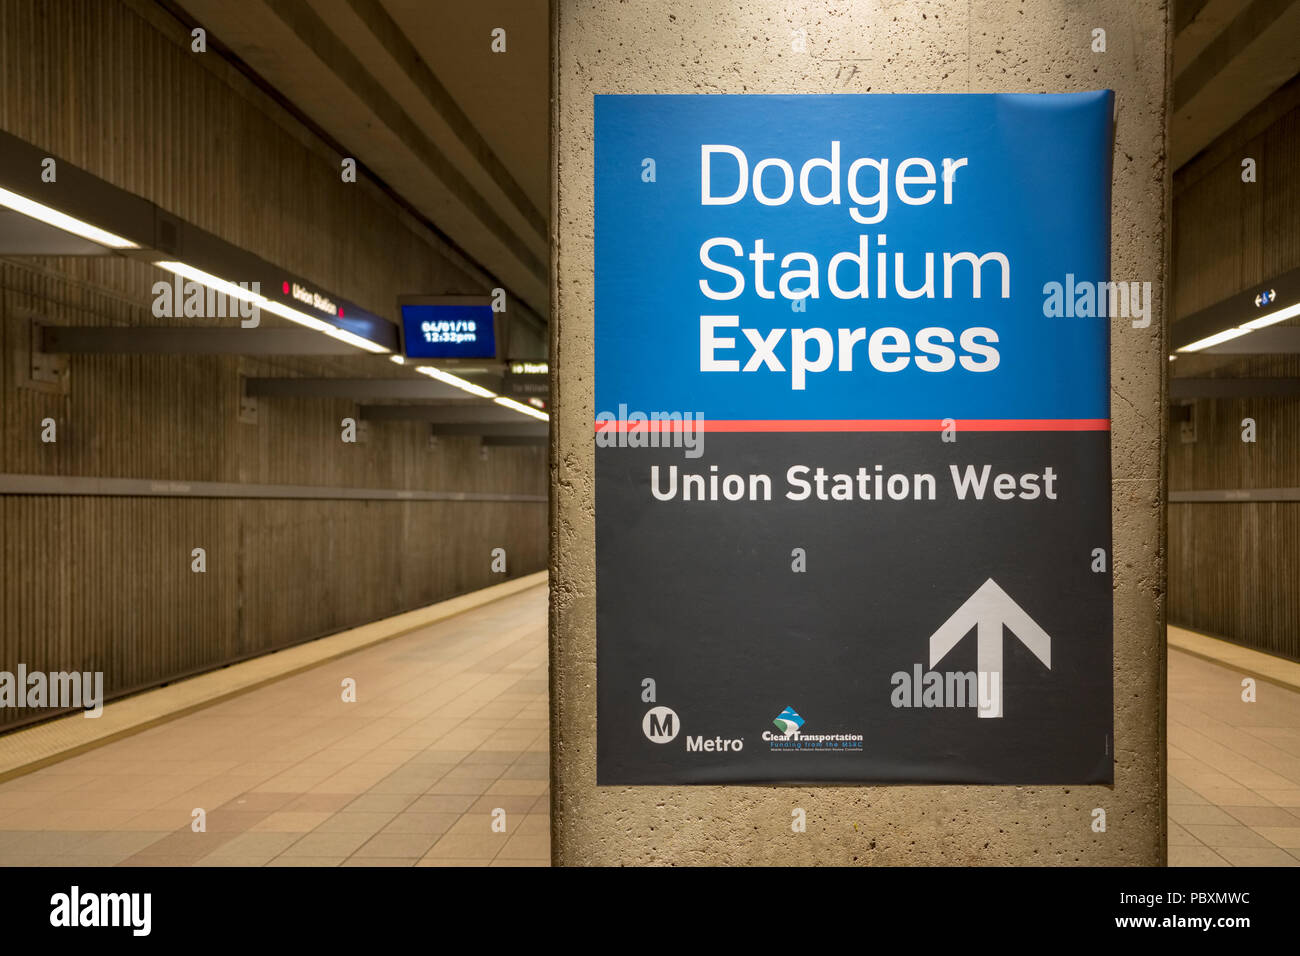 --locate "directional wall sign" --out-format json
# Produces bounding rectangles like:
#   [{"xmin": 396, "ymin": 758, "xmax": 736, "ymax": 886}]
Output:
[
  {"xmin": 504, "ymin": 360, "xmax": 550, "ymax": 406},
  {"xmin": 594, "ymin": 93, "xmax": 1115, "ymax": 785}
]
